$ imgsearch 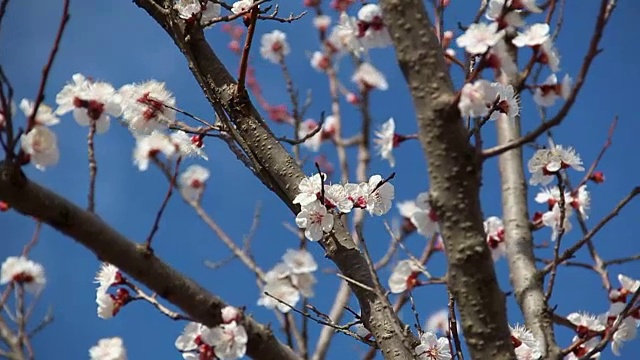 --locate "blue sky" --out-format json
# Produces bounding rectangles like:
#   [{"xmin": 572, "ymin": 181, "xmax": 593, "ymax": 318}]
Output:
[{"xmin": 1, "ymin": 1, "xmax": 639, "ymax": 359}]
